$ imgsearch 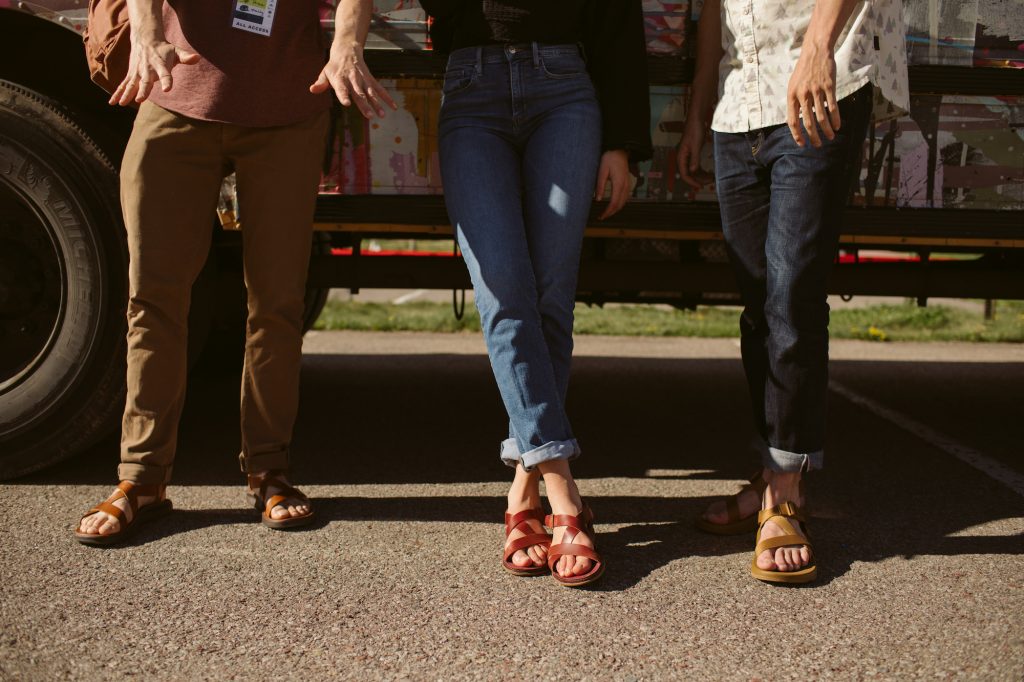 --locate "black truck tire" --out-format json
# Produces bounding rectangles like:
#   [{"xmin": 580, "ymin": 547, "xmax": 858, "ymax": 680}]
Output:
[{"xmin": 0, "ymin": 80, "xmax": 127, "ymax": 479}]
